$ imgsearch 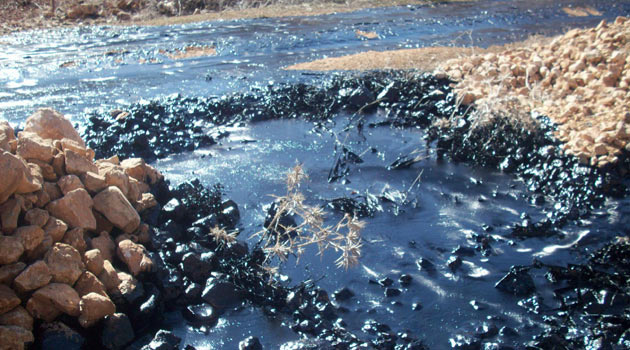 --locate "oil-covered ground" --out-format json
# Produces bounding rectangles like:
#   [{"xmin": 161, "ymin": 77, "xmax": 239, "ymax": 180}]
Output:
[{"xmin": 2, "ymin": 0, "xmax": 630, "ymax": 349}]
